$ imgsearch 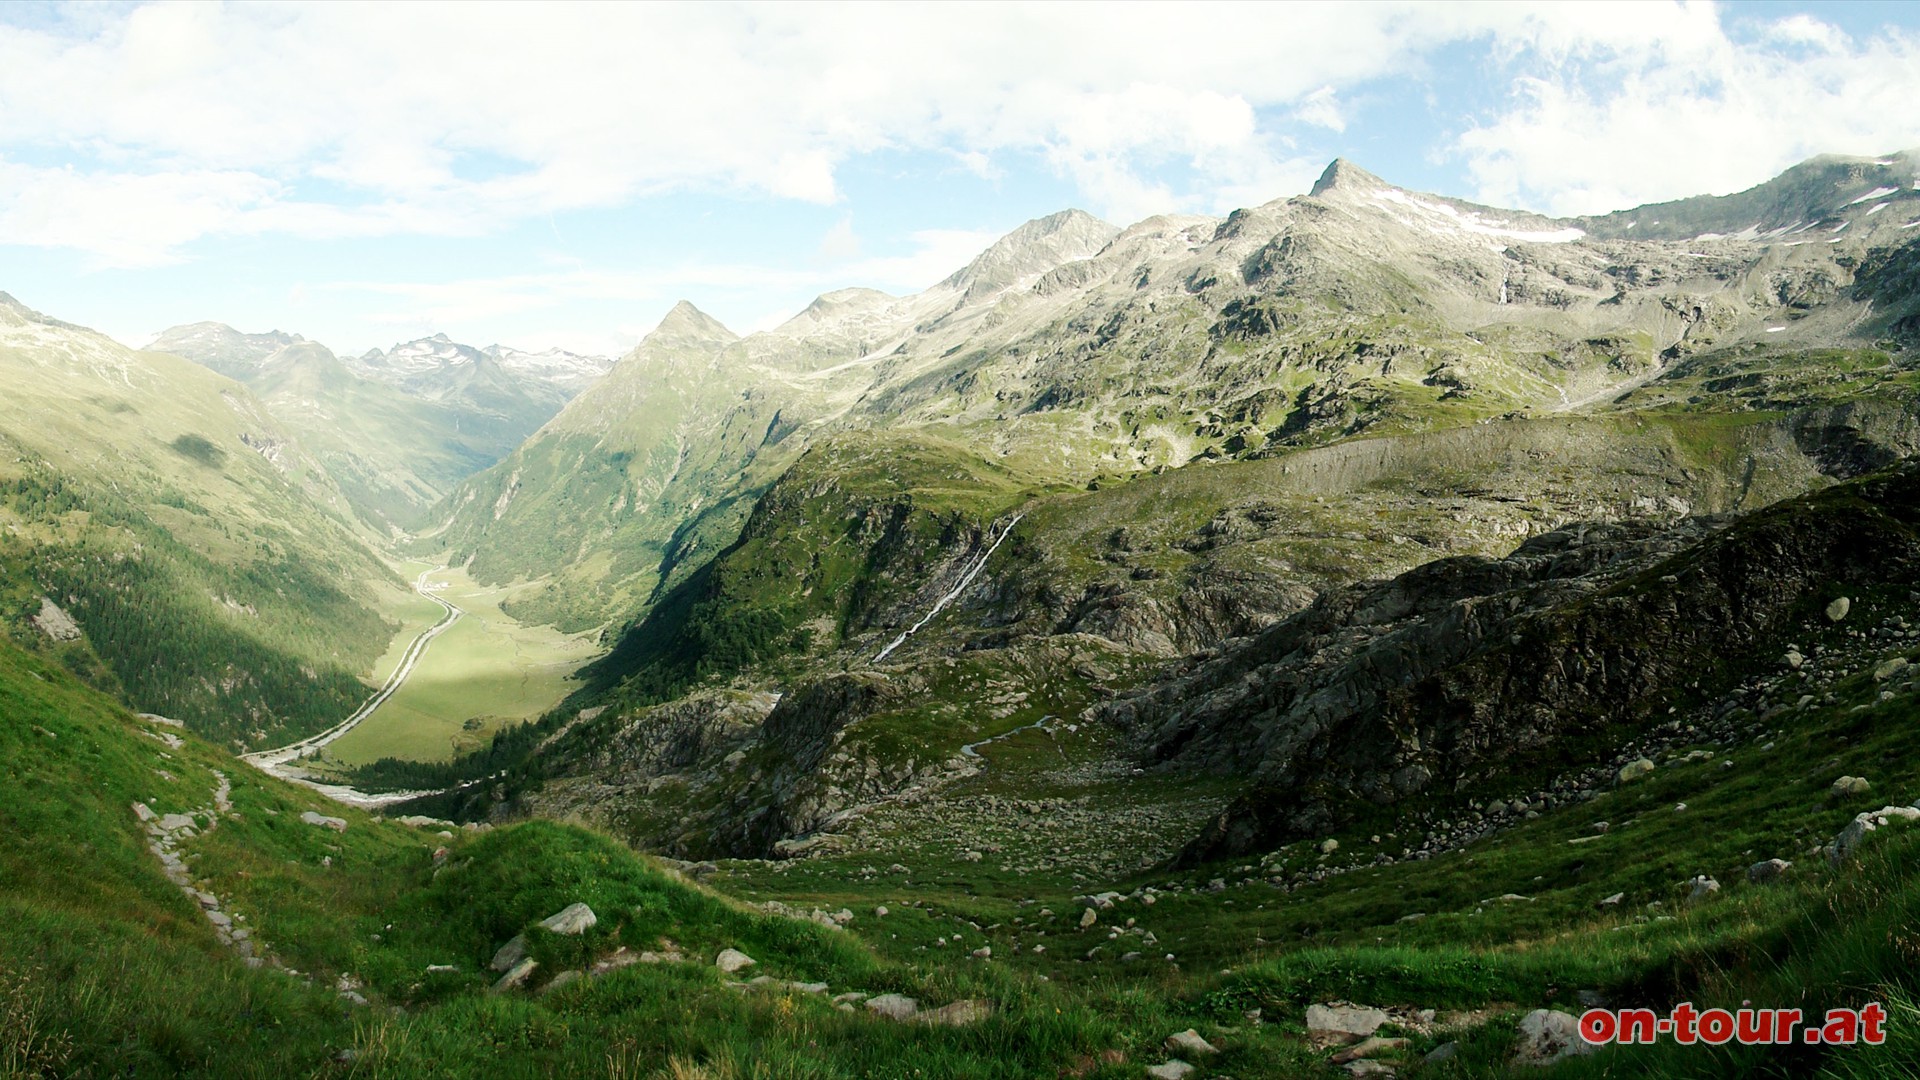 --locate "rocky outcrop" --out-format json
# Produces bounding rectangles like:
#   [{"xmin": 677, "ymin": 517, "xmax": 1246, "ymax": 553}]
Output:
[{"xmin": 1099, "ymin": 459, "xmax": 1920, "ymax": 862}]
